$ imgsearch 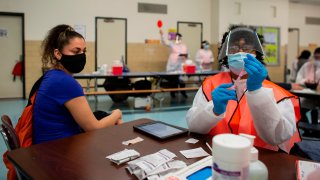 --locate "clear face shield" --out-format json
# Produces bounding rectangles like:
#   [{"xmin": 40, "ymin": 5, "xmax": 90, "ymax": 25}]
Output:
[{"xmin": 218, "ymin": 27, "xmax": 264, "ymax": 61}]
